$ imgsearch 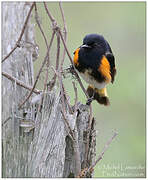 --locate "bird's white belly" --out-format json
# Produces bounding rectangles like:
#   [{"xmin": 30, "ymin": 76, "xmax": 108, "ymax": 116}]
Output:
[{"xmin": 79, "ymin": 69, "xmax": 107, "ymax": 89}]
